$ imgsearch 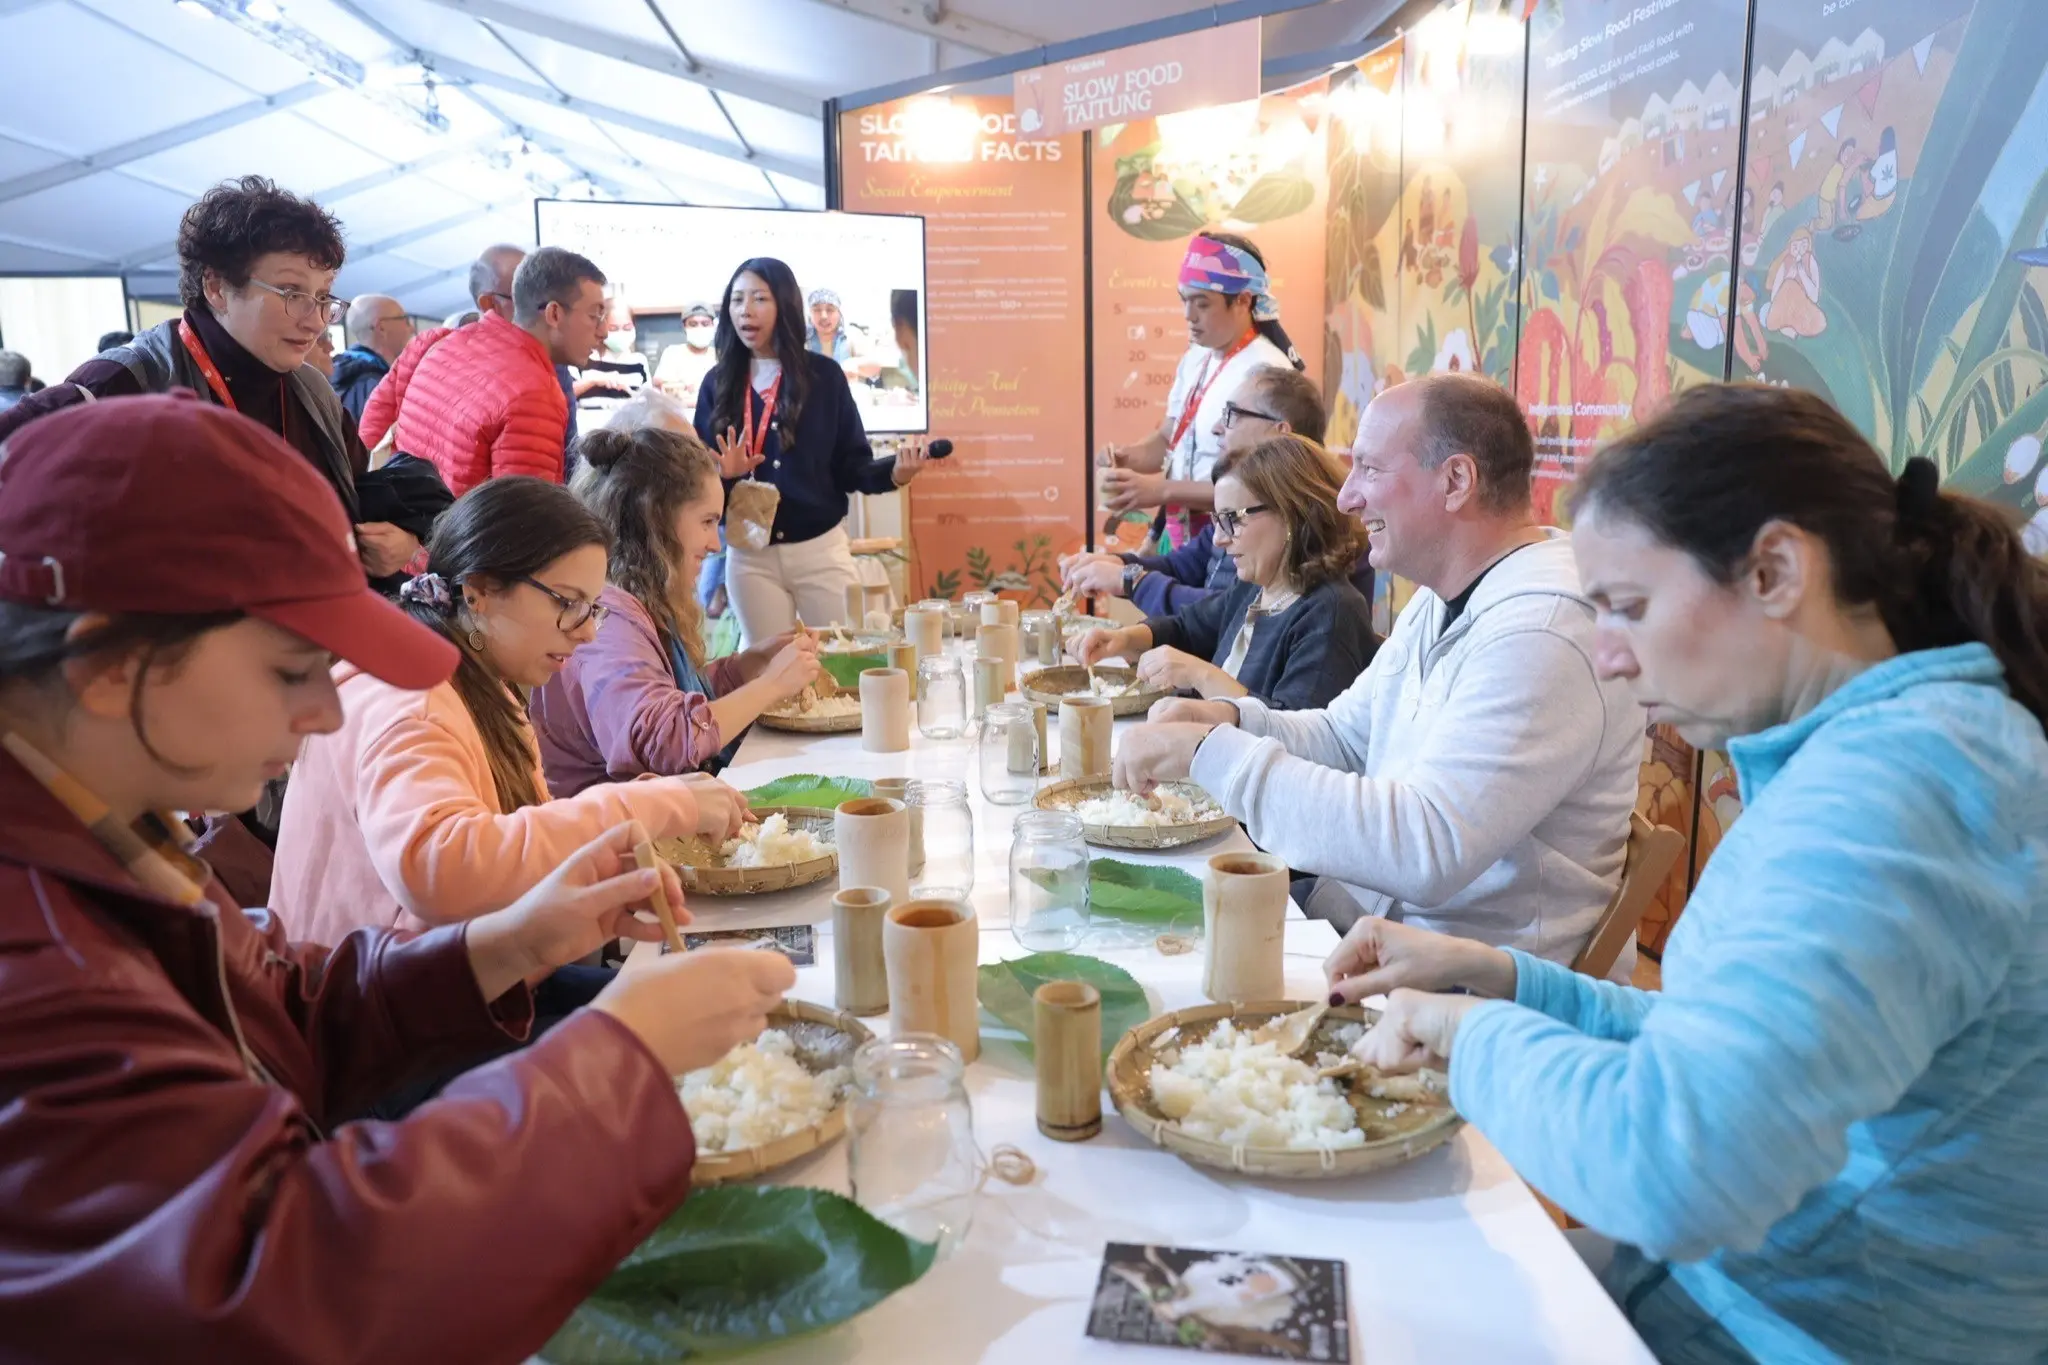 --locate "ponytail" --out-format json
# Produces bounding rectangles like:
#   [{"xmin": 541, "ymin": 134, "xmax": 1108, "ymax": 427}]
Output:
[
  {"xmin": 1577, "ymin": 384, "xmax": 2048, "ymax": 723},
  {"xmin": 1889, "ymin": 457, "xmax": 2048, "ymax": 722}
]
